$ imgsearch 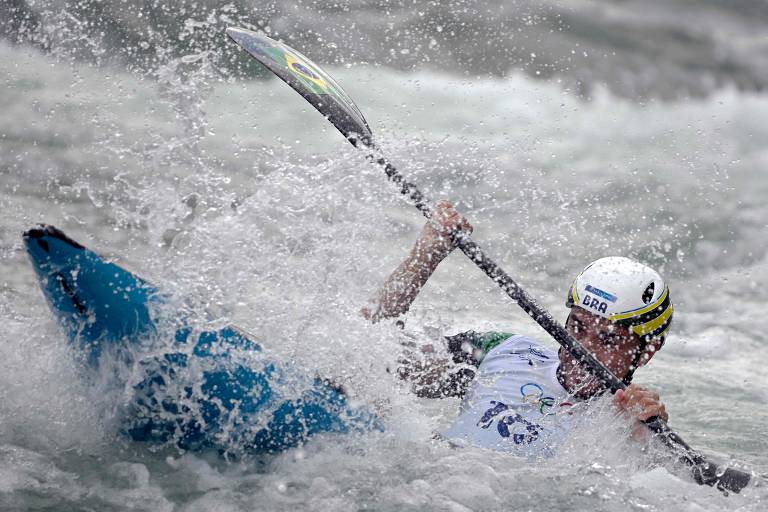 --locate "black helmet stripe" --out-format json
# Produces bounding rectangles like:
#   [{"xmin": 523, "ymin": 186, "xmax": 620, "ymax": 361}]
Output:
[
  {"xmin": 613, "ymin": 291, "xmax": 671, "ymax": 327},
  {"xmin": 643, "ymin": 312, "xmax": 674, "ymax": 341}
]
